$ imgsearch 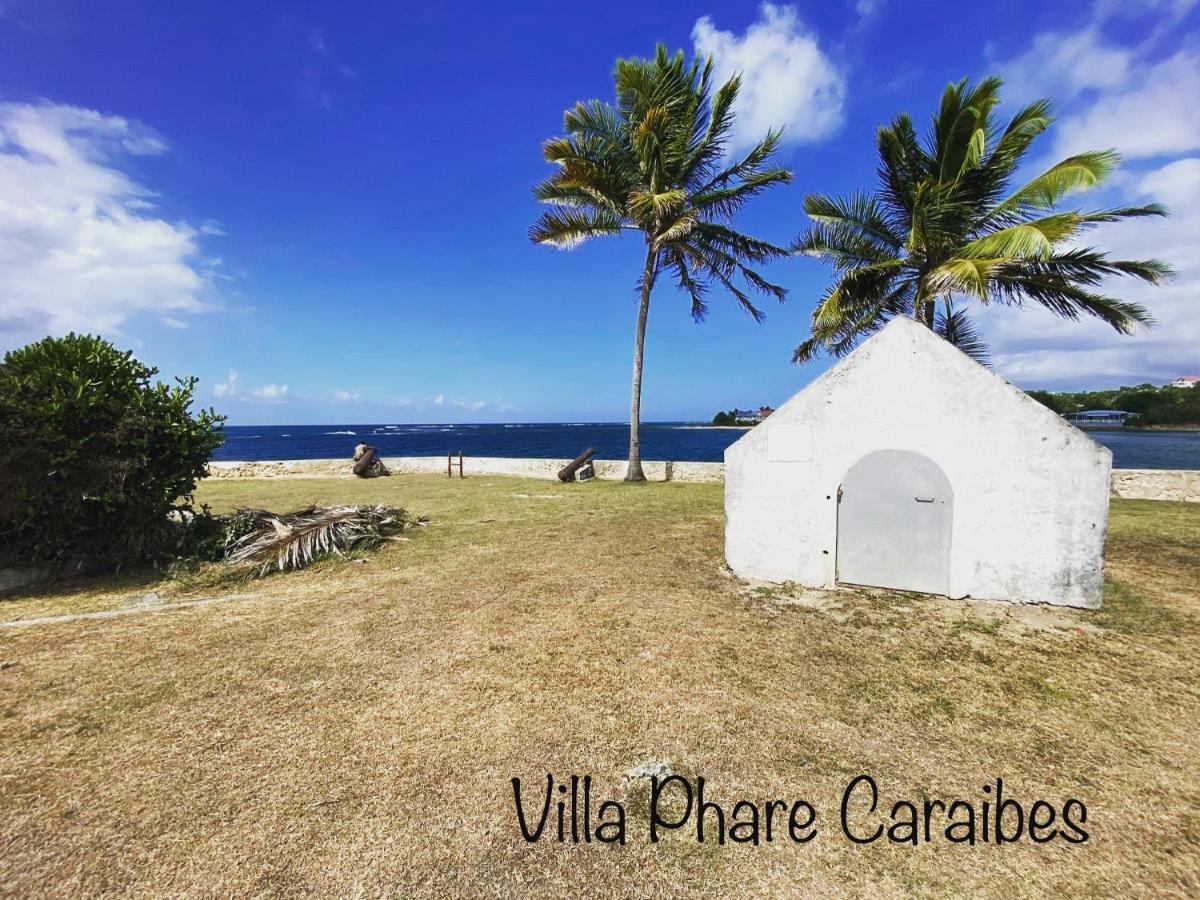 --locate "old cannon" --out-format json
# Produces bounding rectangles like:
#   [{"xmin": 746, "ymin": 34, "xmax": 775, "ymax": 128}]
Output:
[{"xmin": 558, "ymin": 448, "xmax": 596, "ymax": 482}]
